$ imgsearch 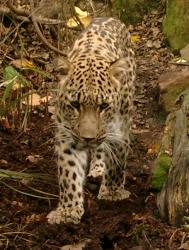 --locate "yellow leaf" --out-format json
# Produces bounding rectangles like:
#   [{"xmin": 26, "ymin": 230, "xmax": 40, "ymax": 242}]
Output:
[
  {"xmin": 75, "ymin": 6, "xmax": 88, "ymax": 17},
  {"xmin": 11, "ymin": 58, "xmax": 35, "ymax": 69},
  {"xmin": 67, "ymin": 7, "xmax": 92, "ymax": 28},
  {"xmin": 131, "ymin": 35, "xmax": 141, "ymax": 42}
]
